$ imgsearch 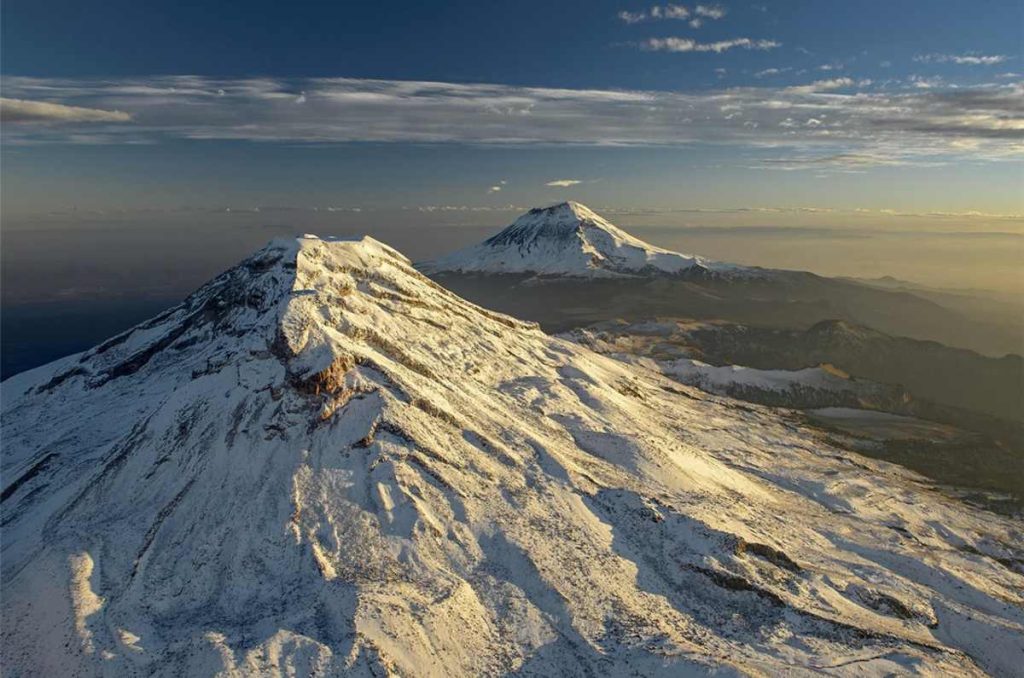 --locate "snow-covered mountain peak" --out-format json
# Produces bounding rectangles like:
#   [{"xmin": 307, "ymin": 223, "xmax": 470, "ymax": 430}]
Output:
[
  {"xmin": 496, "ymin": 200, "xmax": 620, "ymax": 235},
  {"xmin": 1, "ymin": 233, "xmax": 538, "ymax": 419},
  {"xmin": 485, "ymin": 201, "xmax": 654, "ymax": 251},
  {"xmin": 420, "ymin": 202, "xmax": 750, "ymax": 278},
  {"xmin": 3, "ymin": 235, "xmax": 1022, "ymax": 676},
  {"xmin": 513, "ymin": 200, "xmax": 593, "ymax": 224}
]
